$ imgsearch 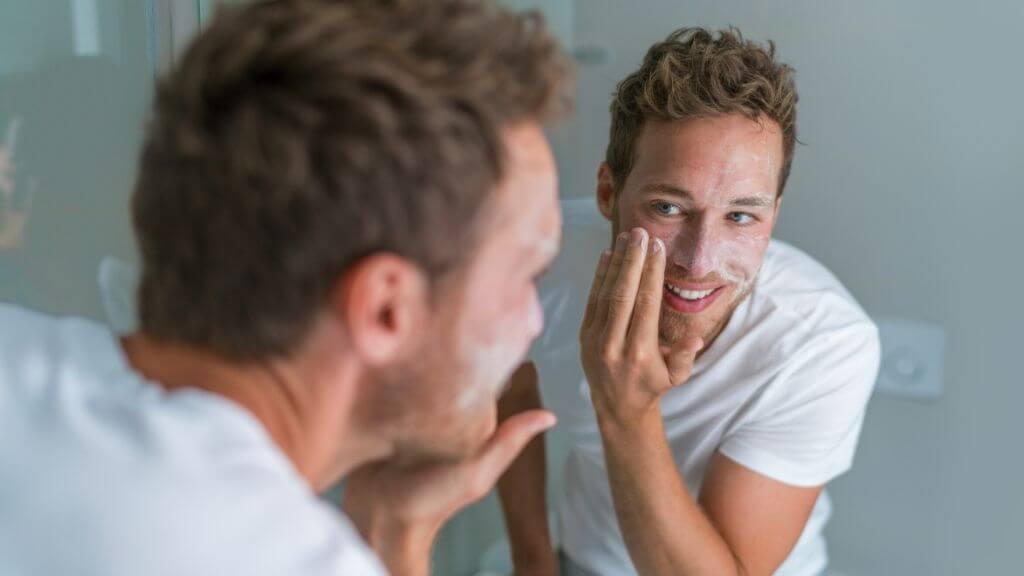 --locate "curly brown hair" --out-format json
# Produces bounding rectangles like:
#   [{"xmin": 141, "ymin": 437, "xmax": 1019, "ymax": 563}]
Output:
[
  {"xmin": 606, "ymin": 26, "xmax": 798, "ymax": 195},
  {"xmin": 132, "ymin": 0, "xmax": 572, "ymax": 359}
]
